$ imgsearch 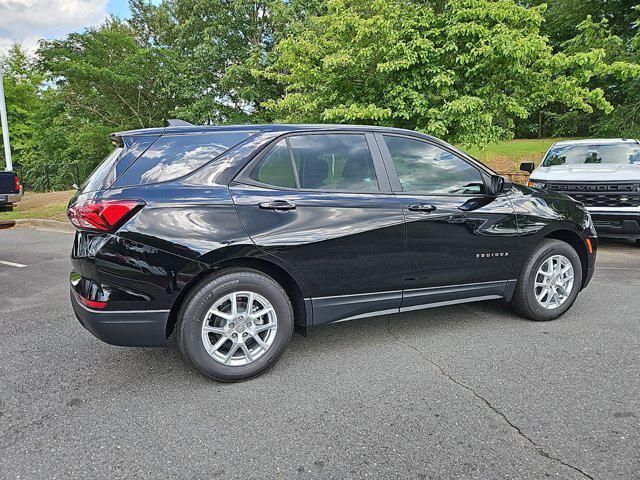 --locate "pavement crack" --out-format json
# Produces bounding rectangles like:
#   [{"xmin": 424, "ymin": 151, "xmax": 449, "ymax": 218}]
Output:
[{"xmin": 385, "ymin": 317, "xmax": 594, "ymax": 480}]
